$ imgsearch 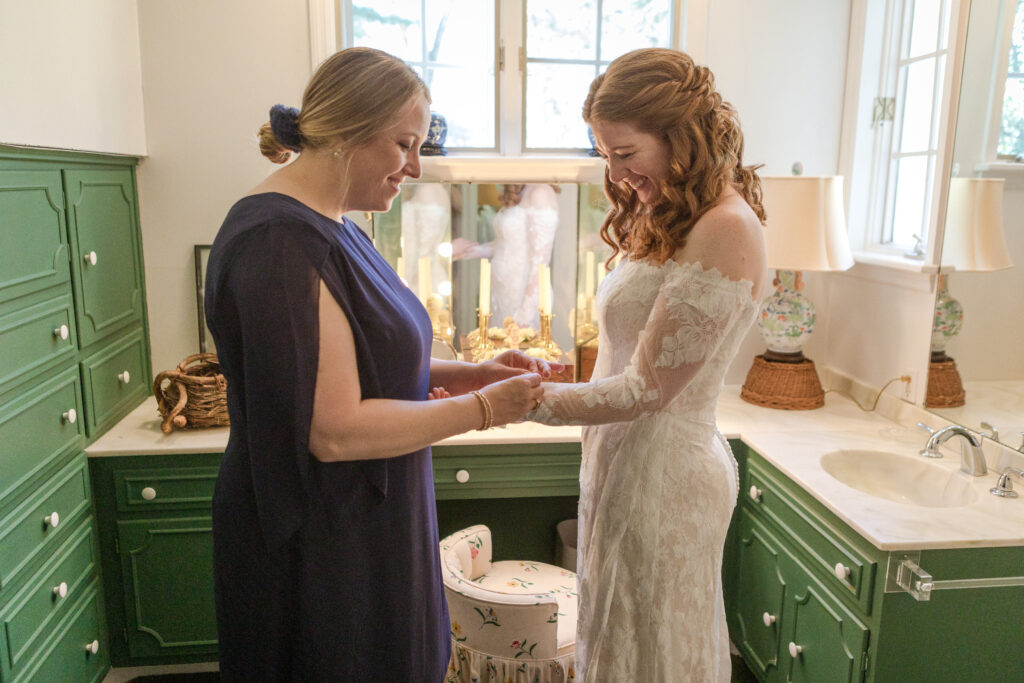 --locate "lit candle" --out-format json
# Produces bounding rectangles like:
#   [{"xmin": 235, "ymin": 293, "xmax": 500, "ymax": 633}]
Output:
[
  {"xmin": 396, "ymin": 256, "xmax": 405, "ymax": 283},
  {"xmin": 479, "ymin": 258, "xmax": 491, "ymax": 316},
  {"xmin": 538, "ymin": 264, "xmax": 551, "ymax": 315},
  {"xmin": 418, "ymin": 256, "xmax": 431, "ymax": 300},
  {"xmin": 585, "ymin": 251, "xmax": 595, "ymax": 296}
]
